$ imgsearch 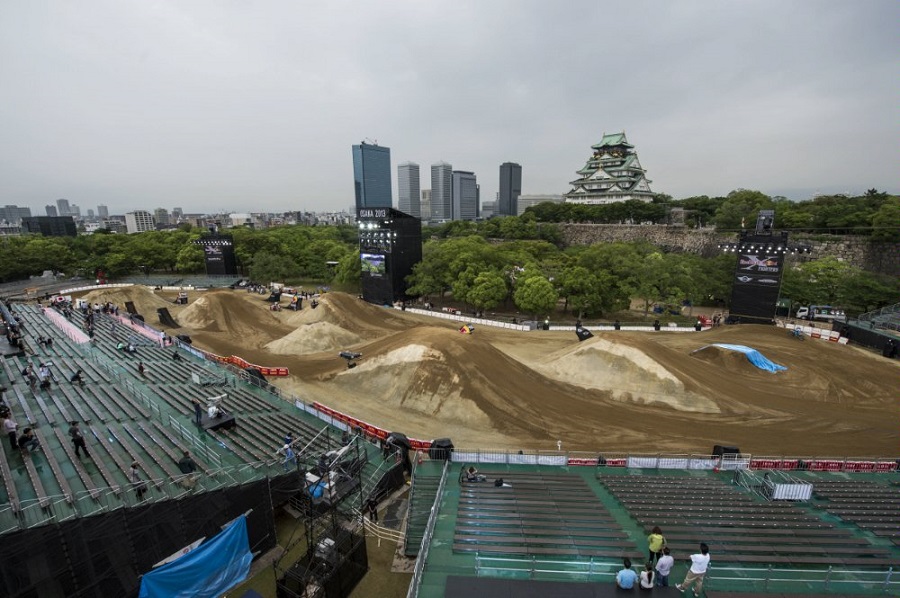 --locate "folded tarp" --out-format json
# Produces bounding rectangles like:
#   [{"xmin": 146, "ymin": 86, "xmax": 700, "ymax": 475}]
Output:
[{"xmin": 710, "ymin": 343, "xmax": 787, "ymax": 372}]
